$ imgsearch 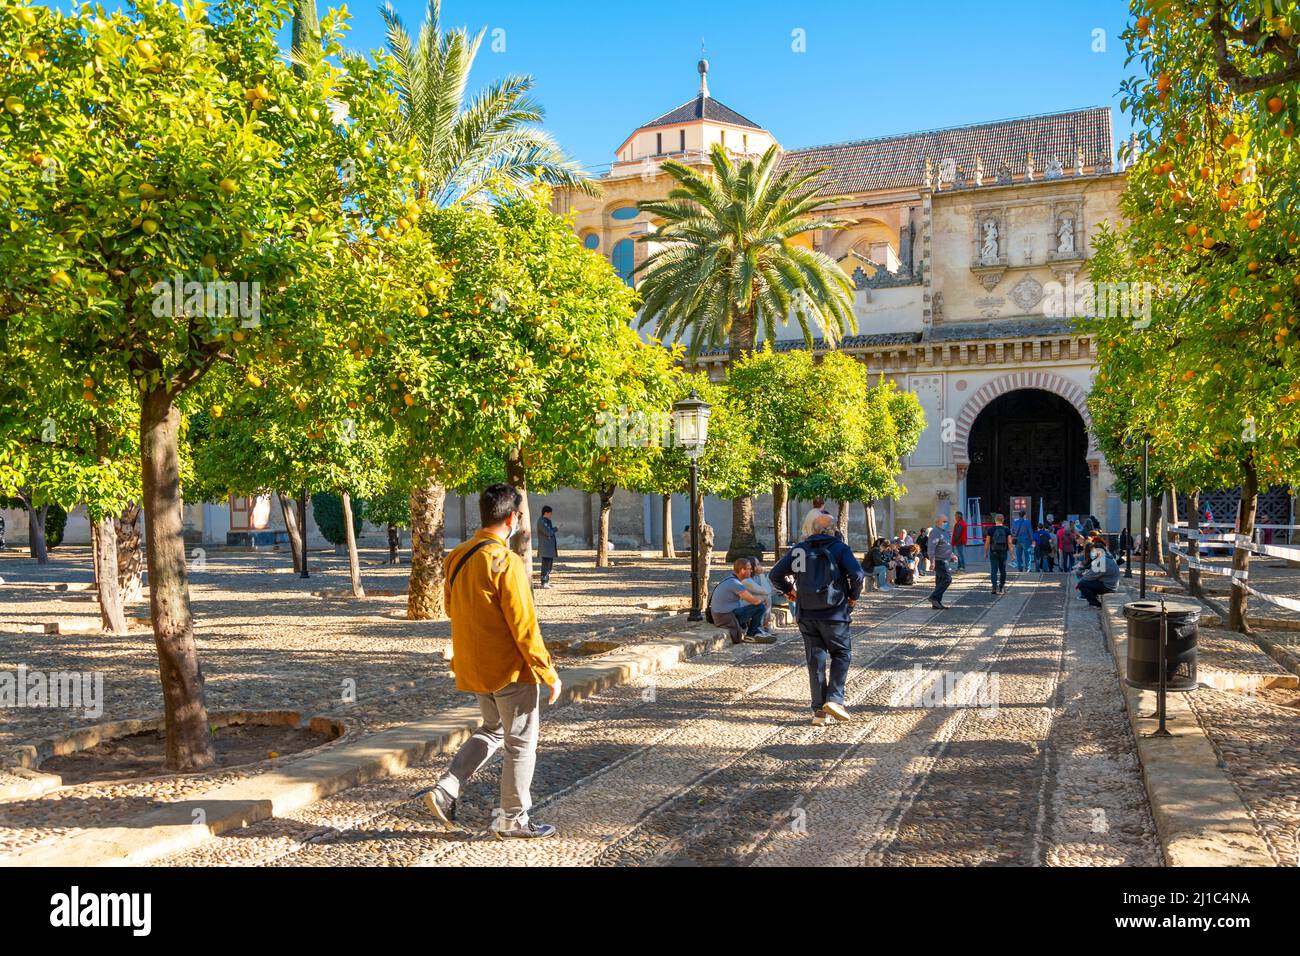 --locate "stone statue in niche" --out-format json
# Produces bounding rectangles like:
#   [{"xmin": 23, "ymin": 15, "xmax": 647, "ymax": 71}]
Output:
[
  {"xmin": 980, "ymin": 218, "xmax": 999, "ymax": 261},
  {"xmin": 1057, "ymin": 215, "xmax": 1075, "ymax": 255},
  {"xmin": 932, "ymin": 291, "xmax": 944, "ymax": 320}
]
